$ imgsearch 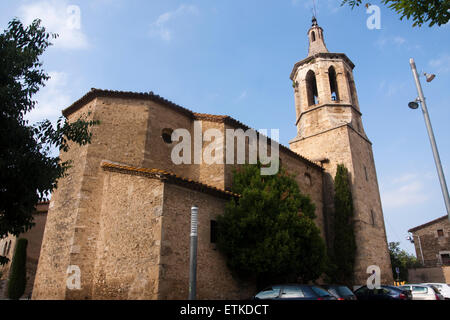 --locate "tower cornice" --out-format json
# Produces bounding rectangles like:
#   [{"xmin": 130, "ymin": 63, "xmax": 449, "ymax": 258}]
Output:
[
  {"xmin": 294, "ymin": 103, "xmax": 363, "ymax": 127},
  {"xmin": 289, "ymin": 123, "xmax": 372, "ymax": 146},
  {"xmin": 290, "ymin": 52, "xmax": 355, "ymax": 80}
]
